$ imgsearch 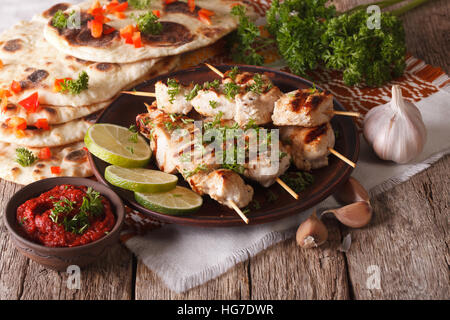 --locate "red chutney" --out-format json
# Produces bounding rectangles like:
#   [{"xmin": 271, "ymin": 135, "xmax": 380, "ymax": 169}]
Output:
[{"xmin": 17, "ymin": 185, "xmax": 115, "ymax": 248}]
